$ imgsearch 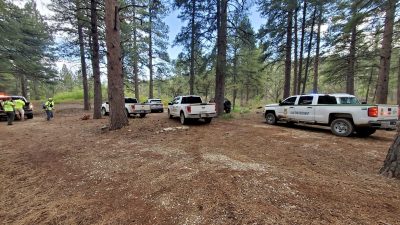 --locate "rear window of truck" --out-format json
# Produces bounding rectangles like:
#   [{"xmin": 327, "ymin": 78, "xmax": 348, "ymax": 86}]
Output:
[
  {"xmin": 337, "ymin": 97, "xmax": 360, "ymax": 104},
  {"xmin": 125, "ymin": 98, "xmax": 138, "ymax": 103},
  {"xmin": 317, "ymin": 95, "xmax": 337, "ymax": 104},
  {"xmin": 181, "ymin": 97, "xmax": 202, "ymax": 104}
]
